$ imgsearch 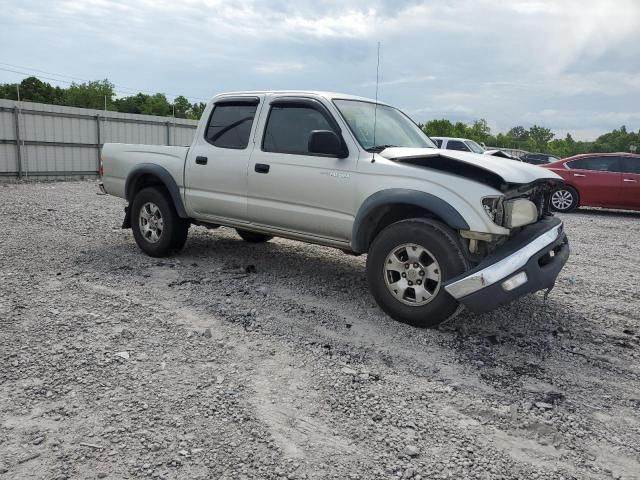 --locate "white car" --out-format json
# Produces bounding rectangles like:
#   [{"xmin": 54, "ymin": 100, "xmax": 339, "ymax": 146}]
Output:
[
  {"xmin": 100, "ymin": 91, "xmax": 569, "ymax": 327},
  {"xmin": 431, "ymin": 137, "xmax": 517, "ymax": 159}
]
